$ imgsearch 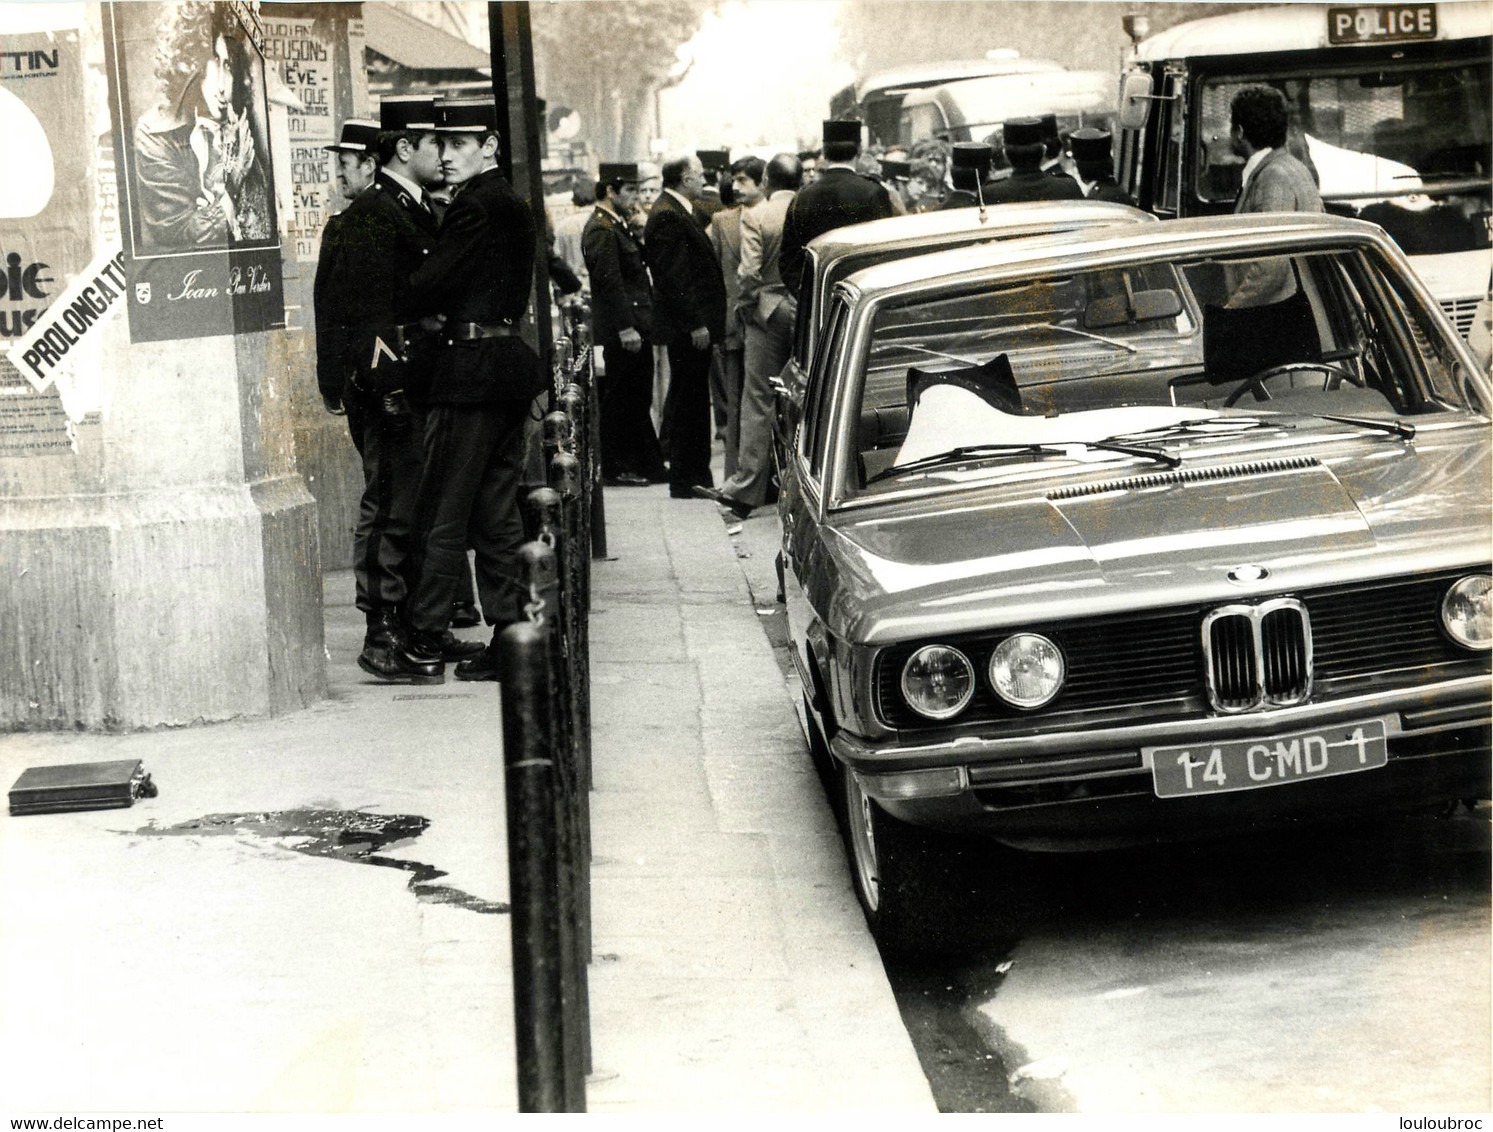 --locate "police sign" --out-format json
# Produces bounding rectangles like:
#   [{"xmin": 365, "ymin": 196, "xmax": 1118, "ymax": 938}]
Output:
[{"xmin": 1327, "ymin": 4, "xmax": 1438, "ymax": 44}]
